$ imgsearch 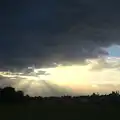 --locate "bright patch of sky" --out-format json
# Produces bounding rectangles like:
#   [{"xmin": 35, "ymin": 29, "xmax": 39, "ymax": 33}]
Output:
[{"xmin": 105, "ymin": 44, "xmax": 120, "ymax": 57}]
